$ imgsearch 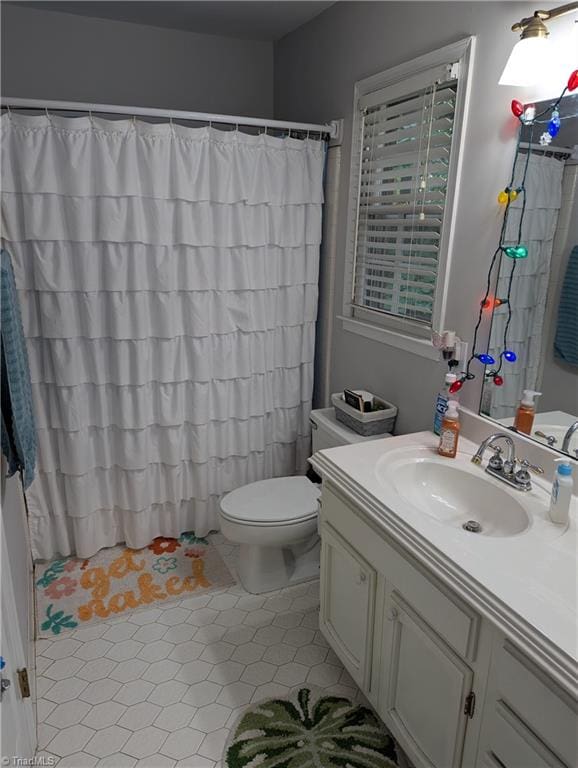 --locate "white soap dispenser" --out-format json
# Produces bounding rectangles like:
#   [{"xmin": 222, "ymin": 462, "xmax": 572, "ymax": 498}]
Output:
[{"xmin": 549, "ymin": 458, "xmax": 574, "ymax": 525}]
